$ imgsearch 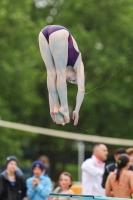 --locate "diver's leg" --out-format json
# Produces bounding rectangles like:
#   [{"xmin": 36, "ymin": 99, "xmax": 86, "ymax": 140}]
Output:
[
  {"xmin": 38, "ymin": 31, "xmax": 59, "ymax": 120},
  {"xmin": 49, "ymin": 30, "xmax": 70, "ymax": 123}
]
